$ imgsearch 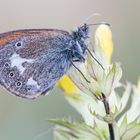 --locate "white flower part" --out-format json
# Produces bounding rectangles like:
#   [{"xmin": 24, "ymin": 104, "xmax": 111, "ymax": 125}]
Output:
[
  {"xmin": 109, "ymin": 90, "xmax": 120, "ymax": 112},
  {"xmin": 65, "ymin": 92, "xmax": 108, "ymax": 139},
  {"xmin": 126, "ymin": 86, "xmax": 140, "ymax": 123},
  {"xmin": 10, "ymin": 53, "xmax": 34, "ymax": 74}
]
